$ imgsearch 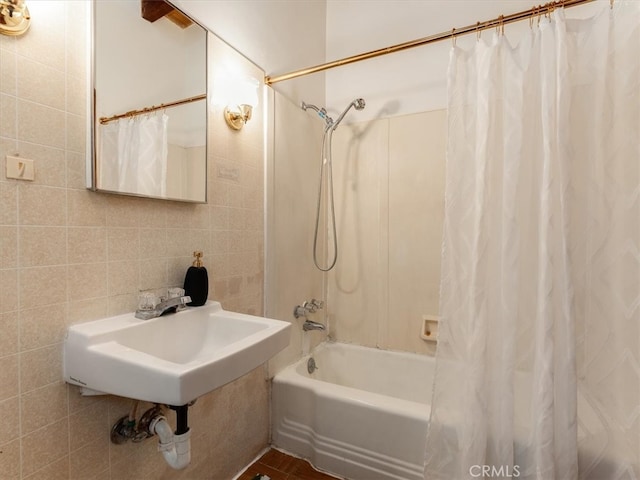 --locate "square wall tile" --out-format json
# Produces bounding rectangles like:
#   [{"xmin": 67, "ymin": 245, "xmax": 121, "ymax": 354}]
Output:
[
  {"xmin": 69, "ymin": 401, "xmax": 109, "ymax": 452},
  {"xmin": 19, "ymin": 265, "xmax": 67, "ymax": 310},
  {"xmin": 66, "ymin": 262, "xmax": 107, "ymax": 302},
  {"xmin": 19, "ymin": 344, "xmax": 62, "ymax": 393},
  {"xmin": 18, "ymin": 185, "xmax": 66, "ymax": 226},
  {"xmin": 19, "ymin": 226, "xmax": 67, "ymax": 267},
  {"xmin": 67, "ymin": 227, "xmax": 106, "ymax": 264},
  {"xmin": 67, "ymin": 189, "xmax": 106, "ymax": 227},
  {"xmin": 107, "ymin": 228, "xmax": 139, "ymax": 261},
  {"xmin": 17, "ymin": 58, "xmax": 65, "ymax": 110},
  {"xmin": 107, "ymin": 261, "xmax": 138, "ymax": 297},
  {"xmin": 20, "ymin": 303, "xmax": 67, "ymax": 351},
  {"xmin": 20, "ymin": 381, "xmax": 68, "ymax": 435},
  {"xmin": 21, "ymin": 418, "xmax": 69, "ymax": 477},
  {"xmin": 17, "ymin": 100, "xmax": 65, "ymax": 149}
]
